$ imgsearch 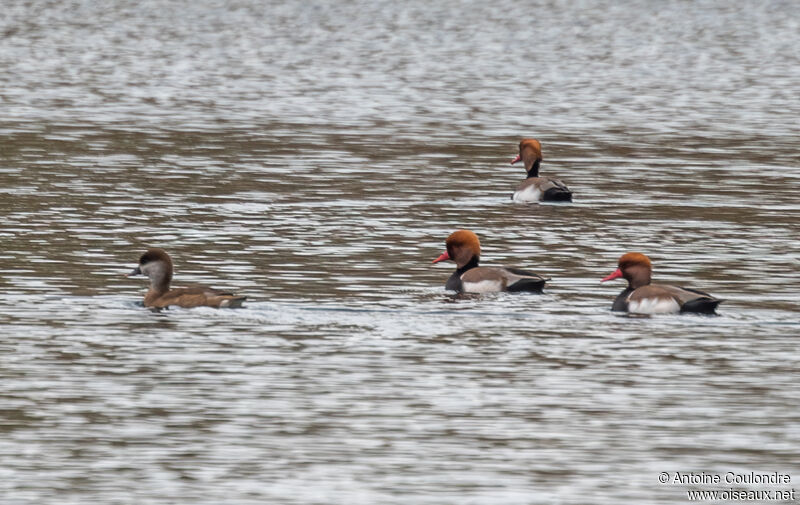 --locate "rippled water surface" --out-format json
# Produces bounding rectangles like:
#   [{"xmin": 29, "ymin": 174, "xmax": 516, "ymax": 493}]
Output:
[{"xmin": 1, "ymin": 1, "xmax": 799, "ymax": 504}]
